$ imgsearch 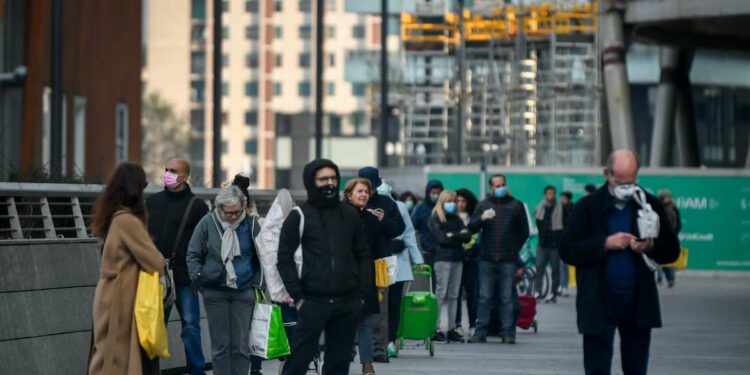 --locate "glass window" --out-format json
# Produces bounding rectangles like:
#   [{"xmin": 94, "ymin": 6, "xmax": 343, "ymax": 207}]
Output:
[
  {"xmin": 326, "ymin": 82, "xmax": 335, "ymax": 96},
  {"xmin": 298, "ymin": 81, "xmax": 311, "ymax": 97},
  {"xmin": 325, "ymin": 26, "xmax": 335, "ymax": 39},
  {"xmin": 352, "ymin": 25, "xmax": 365, "ymax": 39},
  {"xmin": 191, "ymin": 109, "xmax": 205, "ymax": 132},
  {"xmin": 326, "ymin": 0, "xmax": 336, "ymax": 11},
  {"xmin": 191, "ymin": 52, "xmax": 206, "ymax": 74},
  {"xmin": 274, "ymin": 26, "xmax": 283, "ymax": 38},
  {"xmin": 328, "ymin": 53, "xmax": 335, "ymax": 67},
  {"xmin": 245, "ymin": 139, "xmax": 258, "ymax": 154},
  {"xmin": 246, "ymin": 0, "xmax": 259, "ymax": 12},
  {"xmin": 222, "ymin": 82, "xmax": 229, "ymax": 96},
  {"xmin": 275, "ymin": 53, "xmax": 283, "ymax": 67},
  {"xmin": 299, "ymin": 53, "xmax": 310, "ymax": 67},
  {"xmin": 73, "ymin": 97, "xmax": 86, "ymax": 176},
  {"xmin": 299, "ymin": 0, "xmax": 311, "ymax": 12},
  {"xmin": 299, "ymin": 25, "xmax": 311, "ymax": 39},
  {"xmin": 245, "ymin": 82, "xmax": 259, "ymax": 97},
  {"xmin": 246, "ymin": 25, "xmax": 259, "ymax": 40},
  {"xmin": 352, "ymin": 83, "xmax": 366, "ymax": 97},
  {"xmin": 190, "ymin": 138, "xmax": 204, "ymax": 159},
  {"xmin": 274, "ymin": 82, "xmax": 282, "ymax": 96},
  {"xmin": 191, "ymin": 24, "xmax": 206, "ymax": 44},
  {"xmin": 246, "ymin": 52, "xmax": 259, "ymax": 68},
  {"xmin": 222, "ymin": 0, "xmax": 229, "ymax": 12},
  {"xmin": 222, "ymin": 26, "xmax": 229, "ymax": 39},
  {"xmin": 222, "ymin": 53, "xmax": 229, "ymax": 67},
  {"xmin": 245, "ymin": 111, "xmax": 258, "ymax": 125},
  {"xmin": 191, "ymin": 80, "xmax": 205, "ymax": 103},
  {"xmin": 192, "ymin": 0, "xmax": 206, "ymax": 19},
  {"xmin": 115, "ymin": 103, "xmax": 129, "ymax": 162},
  {"xmin": 274, "ymin": 0, "xmax": 283, "ymax": 11}
]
